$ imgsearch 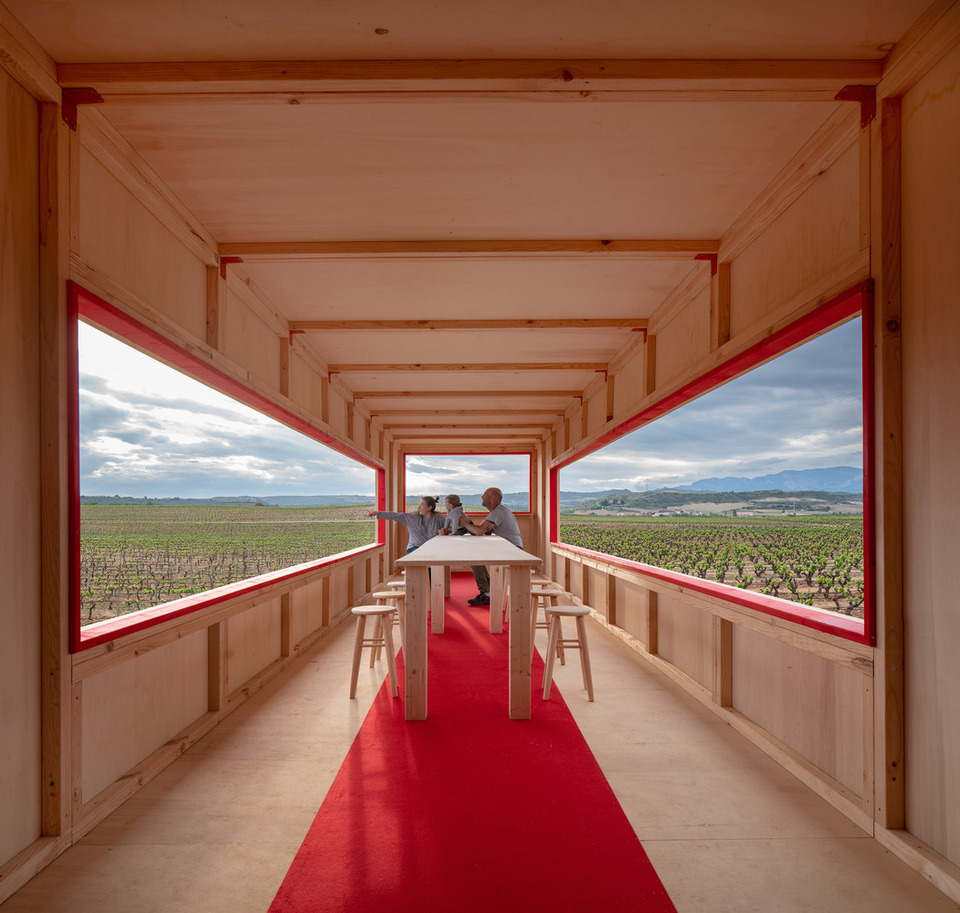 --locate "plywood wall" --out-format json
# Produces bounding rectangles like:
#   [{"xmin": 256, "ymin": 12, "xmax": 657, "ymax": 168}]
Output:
[
  {"xmin": 901, "ymin": 41, "xmax": 960, "ymax": 866},
  {"xmin": 0, "ymin": 64, "xmax": 42, "ymax": 864}
]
